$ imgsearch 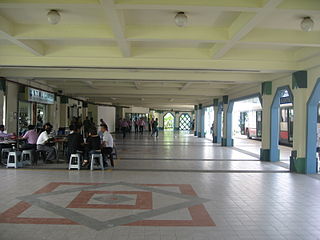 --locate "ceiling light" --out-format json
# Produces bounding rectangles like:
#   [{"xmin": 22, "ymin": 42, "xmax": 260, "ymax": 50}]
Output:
[
  {"xmin": 47, "ymin": 10, "xmax": 61, "ymax": 25},
  {"xmin": 300, "ymin": 17, "xmax": 314, "ymax": 32},
  {"xmin": 174, "ymin": 12, "xmax": 187, "ymax": 27}
]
